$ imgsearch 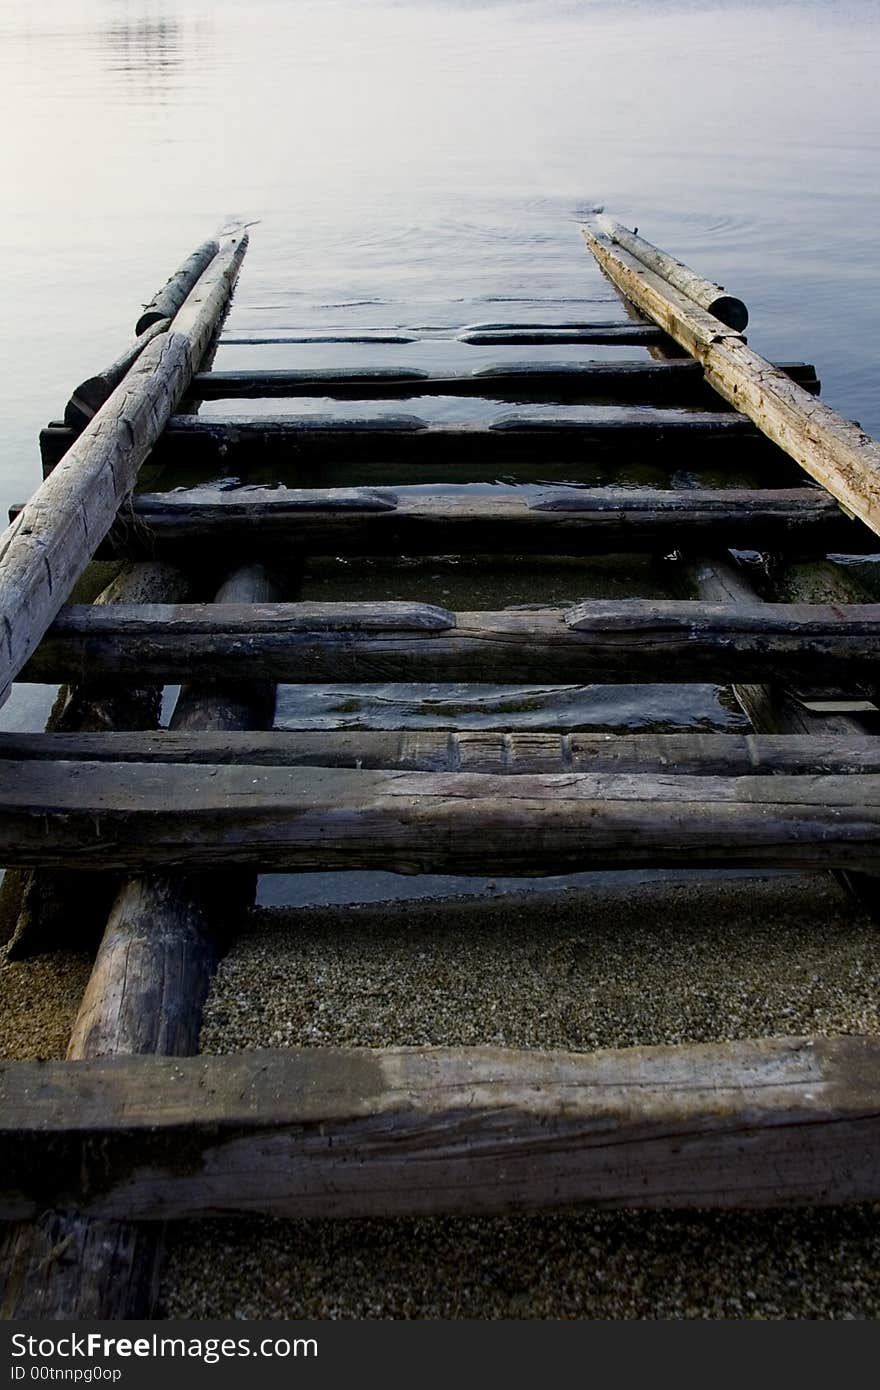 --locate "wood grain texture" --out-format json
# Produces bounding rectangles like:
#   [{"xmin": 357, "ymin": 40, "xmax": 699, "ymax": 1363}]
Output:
[
  {"xmin": 83, "ymin": 485, "xmax": 871, "ymax": 561},
  {"xmin": 0, "ymin": 1036, "xmax": 878, "ymax": 1219},
  {"xmin": 3, "ymin": 761, "xmax": 880, "ymax": 873},
  {"xmin": 23, "ymin": 599, "xmax": 880, "ymax": 687}
]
